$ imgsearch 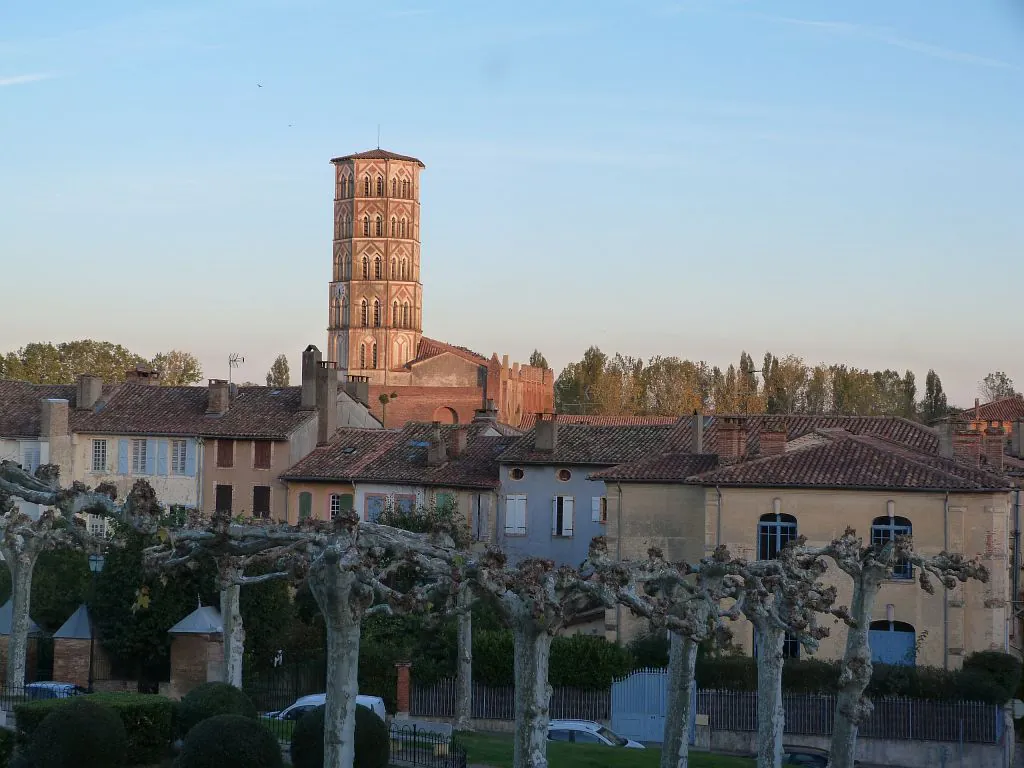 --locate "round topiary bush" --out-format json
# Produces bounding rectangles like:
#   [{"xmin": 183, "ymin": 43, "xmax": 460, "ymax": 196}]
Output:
[
  {"xmin": 26, "ymin": 698, "xmax": 128, "ymax": 768},
  {"xmin": 290, "ymin": 704, "xmax": 389, "ymax": 768},
  {"xmin": 177, "ymin": 714, "xmax": 282, "ymax": 768},
  {"xmin": 177, "ymin": 682, "xmax": 257, "ymax": 735}
]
